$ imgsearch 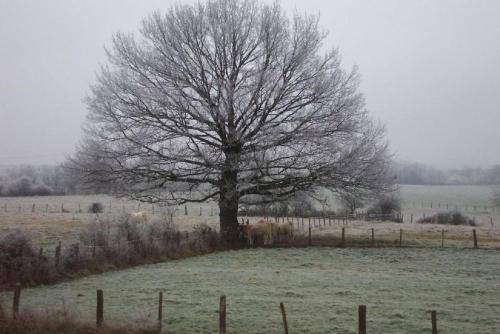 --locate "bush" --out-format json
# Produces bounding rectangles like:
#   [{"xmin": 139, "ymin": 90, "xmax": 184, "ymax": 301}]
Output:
[
  {"xmin": 418, "ymin": 211, "xmax": 475, "ymax": 226},
  {"xmin": 192, "ymin": 223, "xmax": 218, "ymax": 248},
  {"xmin": 147, "ymin": 218, "xmax": 177, "ymax": 247},
  {"xmin": 88, "ymin": 202, "xmax": 104, "ymax": 214},
  {"xmin": 366, "ymin": 194, "xmax": 402, "ymax": 222},
  {"xmin": 0, "ymin": 230, "xmax": 47, "ymax": 287},
  {"xmin": 63, "ymin": 243, "xmax": 81, "ymax": 270}
]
